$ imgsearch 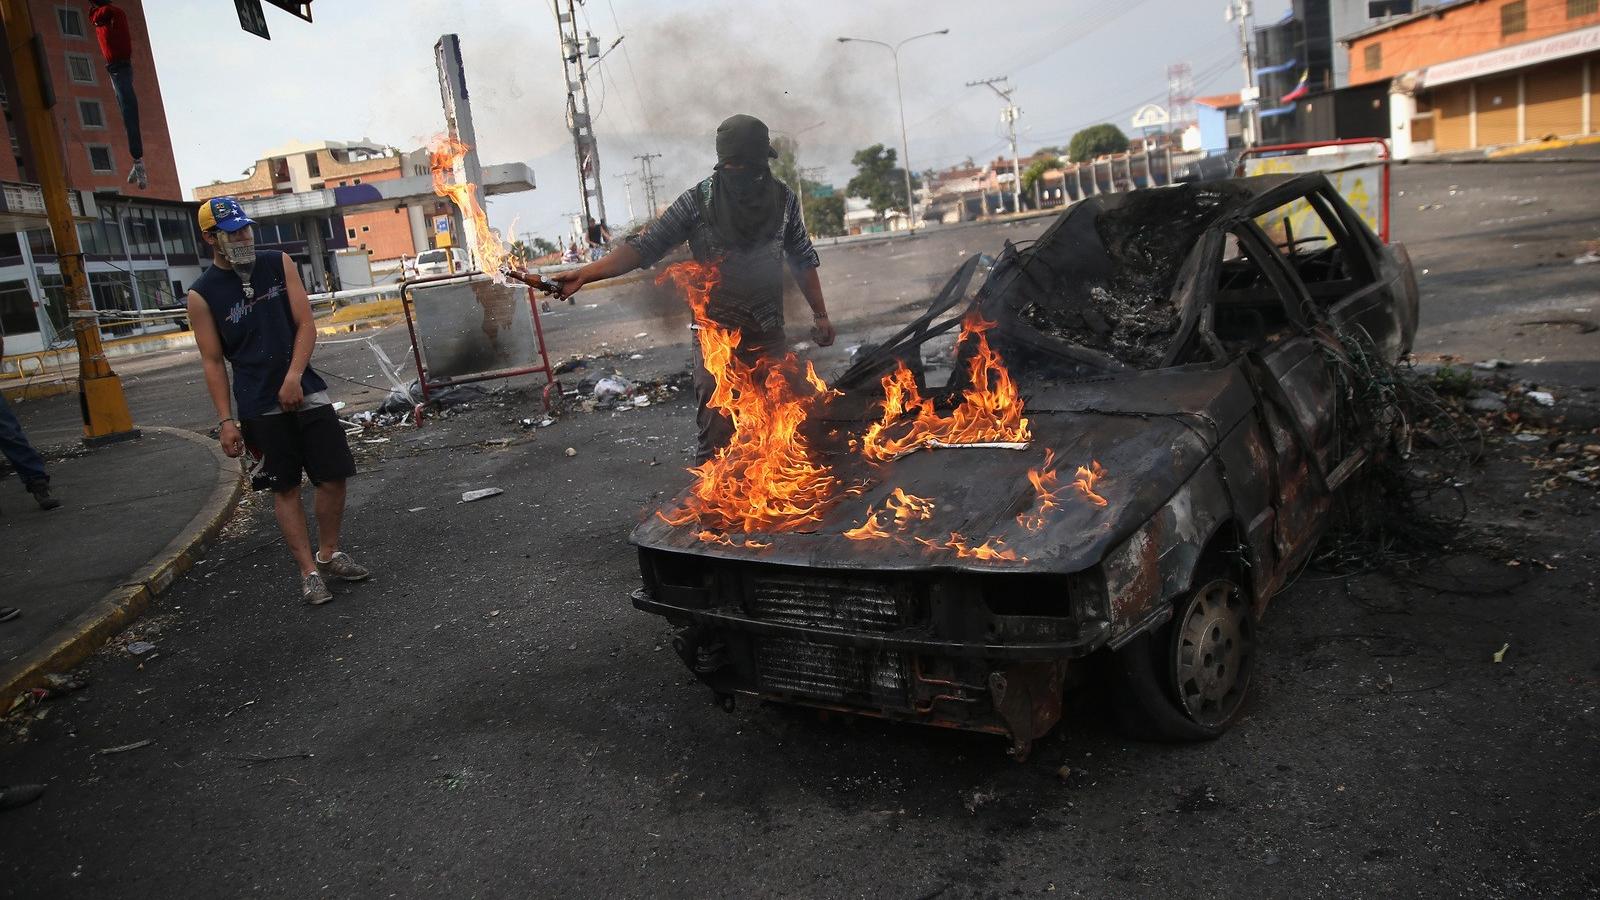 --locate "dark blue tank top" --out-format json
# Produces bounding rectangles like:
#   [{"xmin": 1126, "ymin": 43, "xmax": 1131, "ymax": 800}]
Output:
[{"xmin": 190, "ymin": 251, "xmax": 328, "ymax": 418}]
